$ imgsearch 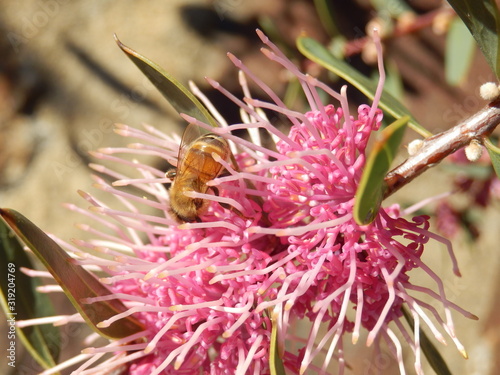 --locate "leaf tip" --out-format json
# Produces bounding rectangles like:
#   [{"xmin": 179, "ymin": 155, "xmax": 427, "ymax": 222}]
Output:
[
  {"xmin": 0, "ymin": 208, "xmax": 15, "ymax": 225},
  {"xmin": 114, "ymin": 33, "xmax": 123, "ymax": 48},
  {"xmin": 114, "ymin": 34, "xmax": 131, "ymax": 55}
]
